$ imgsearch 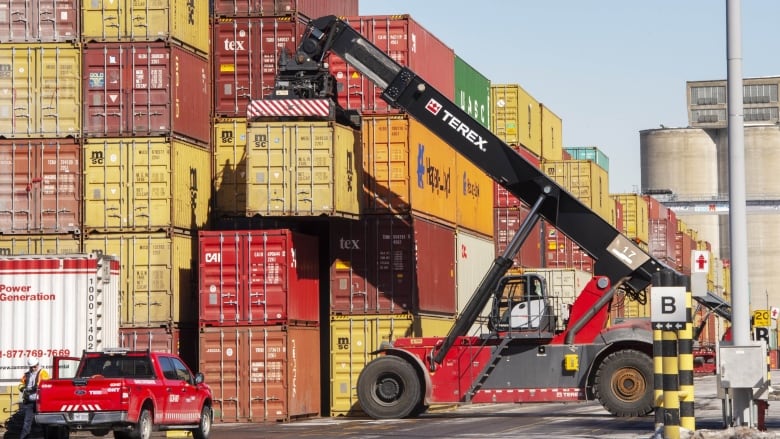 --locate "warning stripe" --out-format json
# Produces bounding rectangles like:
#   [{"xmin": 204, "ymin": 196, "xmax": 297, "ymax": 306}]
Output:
[
  {"xmin": 59, "ymin": 404, "xmax": 102, "ymax": 411},
  {"xmin": 247, "ymin": 99, "xmax": 332, "ymax": 118}
]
